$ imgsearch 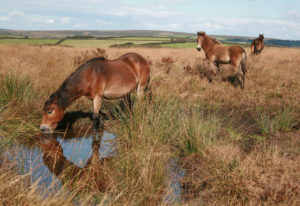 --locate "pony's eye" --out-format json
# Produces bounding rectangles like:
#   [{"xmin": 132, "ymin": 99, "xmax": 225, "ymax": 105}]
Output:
[{"xmin": 47, "ymin": 109, "xmax": 53, "ymax": 115}]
